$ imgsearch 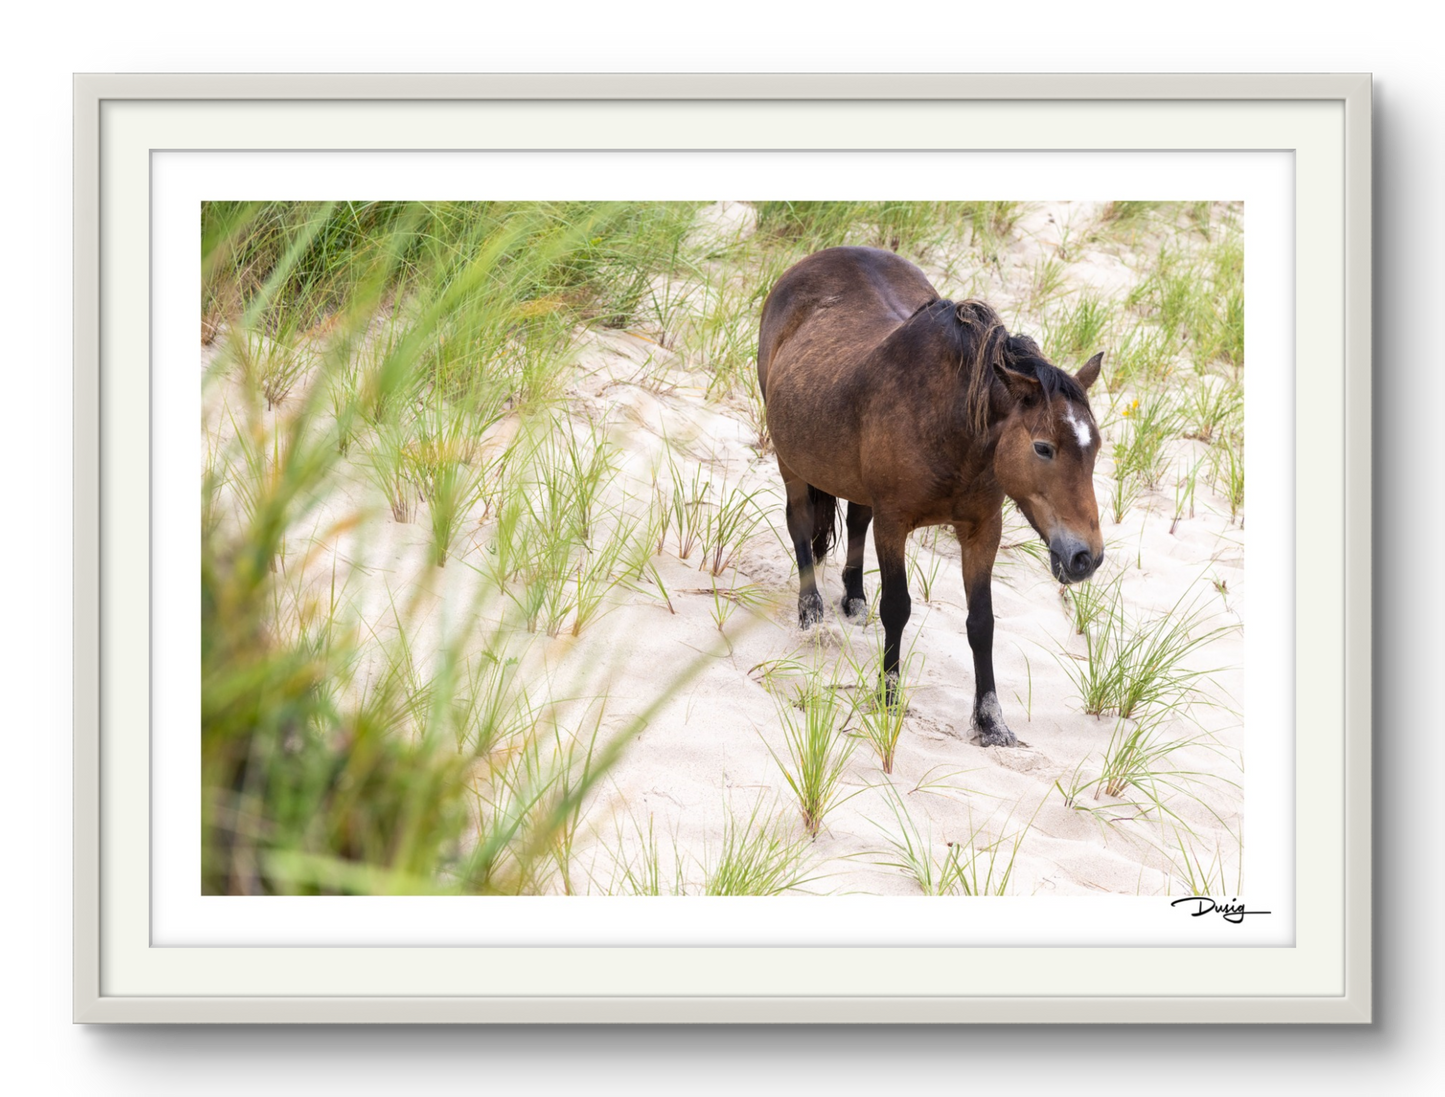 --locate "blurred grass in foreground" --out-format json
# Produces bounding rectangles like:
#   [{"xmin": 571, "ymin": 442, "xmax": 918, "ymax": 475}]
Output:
[{"xmin": 201, "ymin": 201, "xmax": 710, "ymax": 895}]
